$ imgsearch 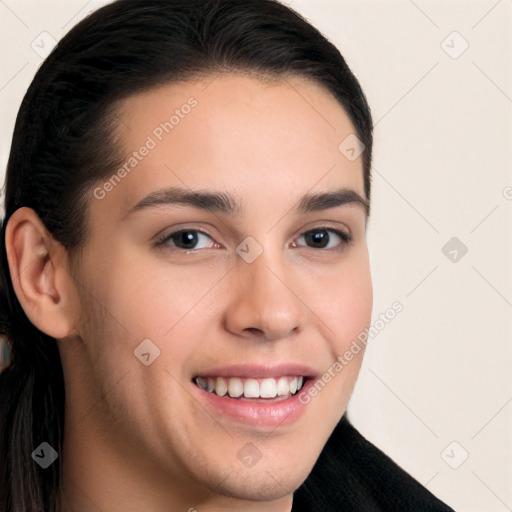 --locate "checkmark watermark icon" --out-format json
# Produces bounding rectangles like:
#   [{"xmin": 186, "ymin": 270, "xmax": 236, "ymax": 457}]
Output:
[
  {"xmin": 441, "ymin": 31, "xmax": 469, "ymax": 59},
  {"xmin": 31, "ymin": 31, "xmax": 57, "ymax": 59},
  {"xmin": 441, "ymin": 441, "xmax": 469, "ymax": 469},
  {"xmin": 236, "ymin": 236, "xmax": 263, "ymax": 263},
  {"xmin": 31, "ymin": 442, "xmax": 59, "ymax": 469}
]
